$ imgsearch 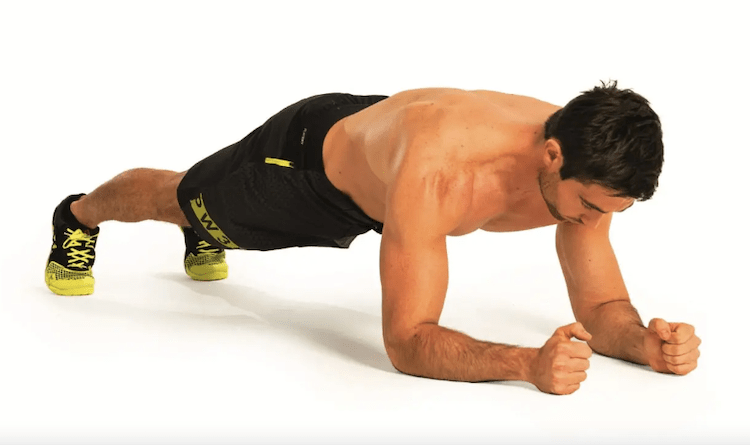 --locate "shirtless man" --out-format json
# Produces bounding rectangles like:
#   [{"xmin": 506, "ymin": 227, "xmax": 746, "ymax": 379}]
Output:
[{"xmin": 44, "ymin": 82, "xmax": 701, "ymax": 395}]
